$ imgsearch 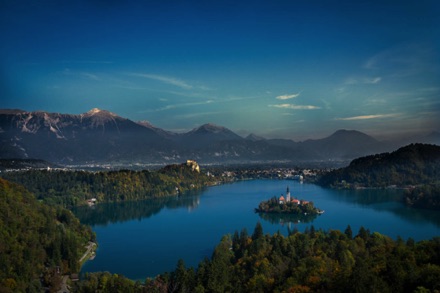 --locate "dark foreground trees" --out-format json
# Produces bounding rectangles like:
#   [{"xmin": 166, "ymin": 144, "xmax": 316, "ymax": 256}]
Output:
[
  {"xmin": 0, "ymin": 178, "xmax": 94, "ymax": 292},
  {"xmin": 76, "ymin": 223, "xmax": 440, "ymax": 293}
]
